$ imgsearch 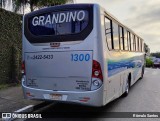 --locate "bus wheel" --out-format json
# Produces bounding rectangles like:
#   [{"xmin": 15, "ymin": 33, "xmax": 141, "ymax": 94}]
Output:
[
  {"xmin": 140, "ymin": 67, "xmax": 144, "ymax": 79},
  {"xmin": 123, "ymin": 78, "xmax": 130, "ymax": 97}
]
